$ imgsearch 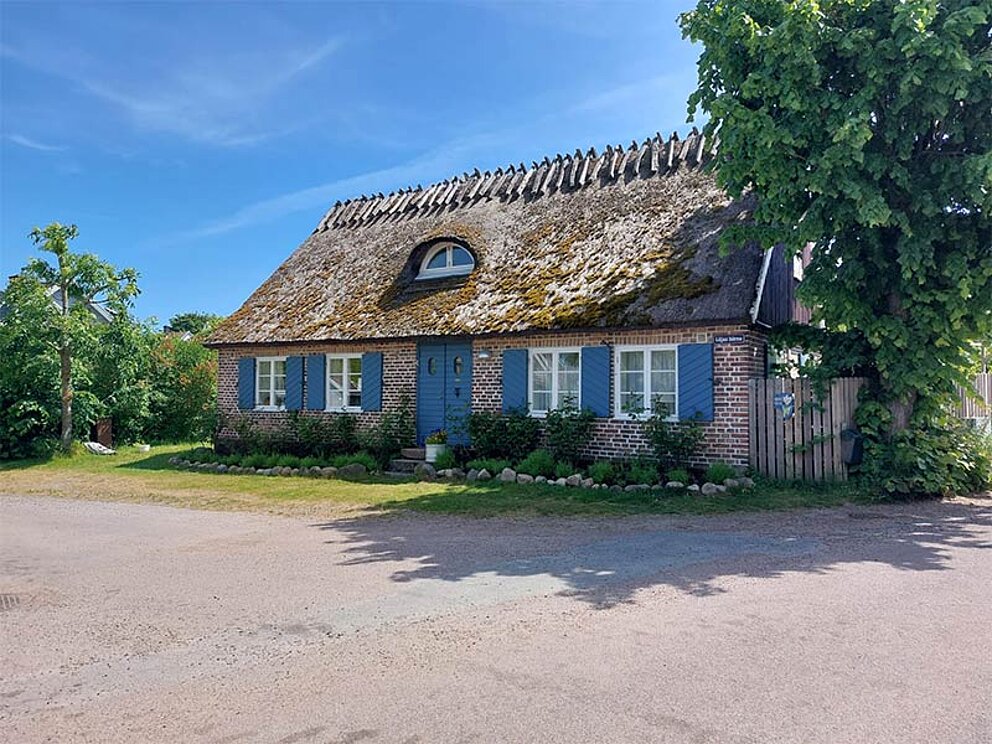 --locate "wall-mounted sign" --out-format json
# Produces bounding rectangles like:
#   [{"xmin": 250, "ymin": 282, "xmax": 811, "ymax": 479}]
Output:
[
  {"xmin": 774, "ymin": 392, "xmax": 796, "ymax": 421},
  {"xmin": 714, "ymin": 334, "xmax": 746, "ymax": 344}
]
